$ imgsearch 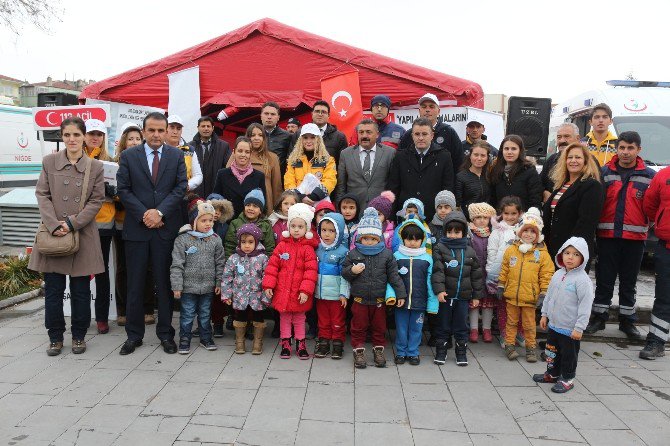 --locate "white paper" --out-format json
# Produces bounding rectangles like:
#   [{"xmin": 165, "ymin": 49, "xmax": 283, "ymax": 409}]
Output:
[{"xmin": 101, "ymin": 160, "xmax": 118, "ymax": 186}]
